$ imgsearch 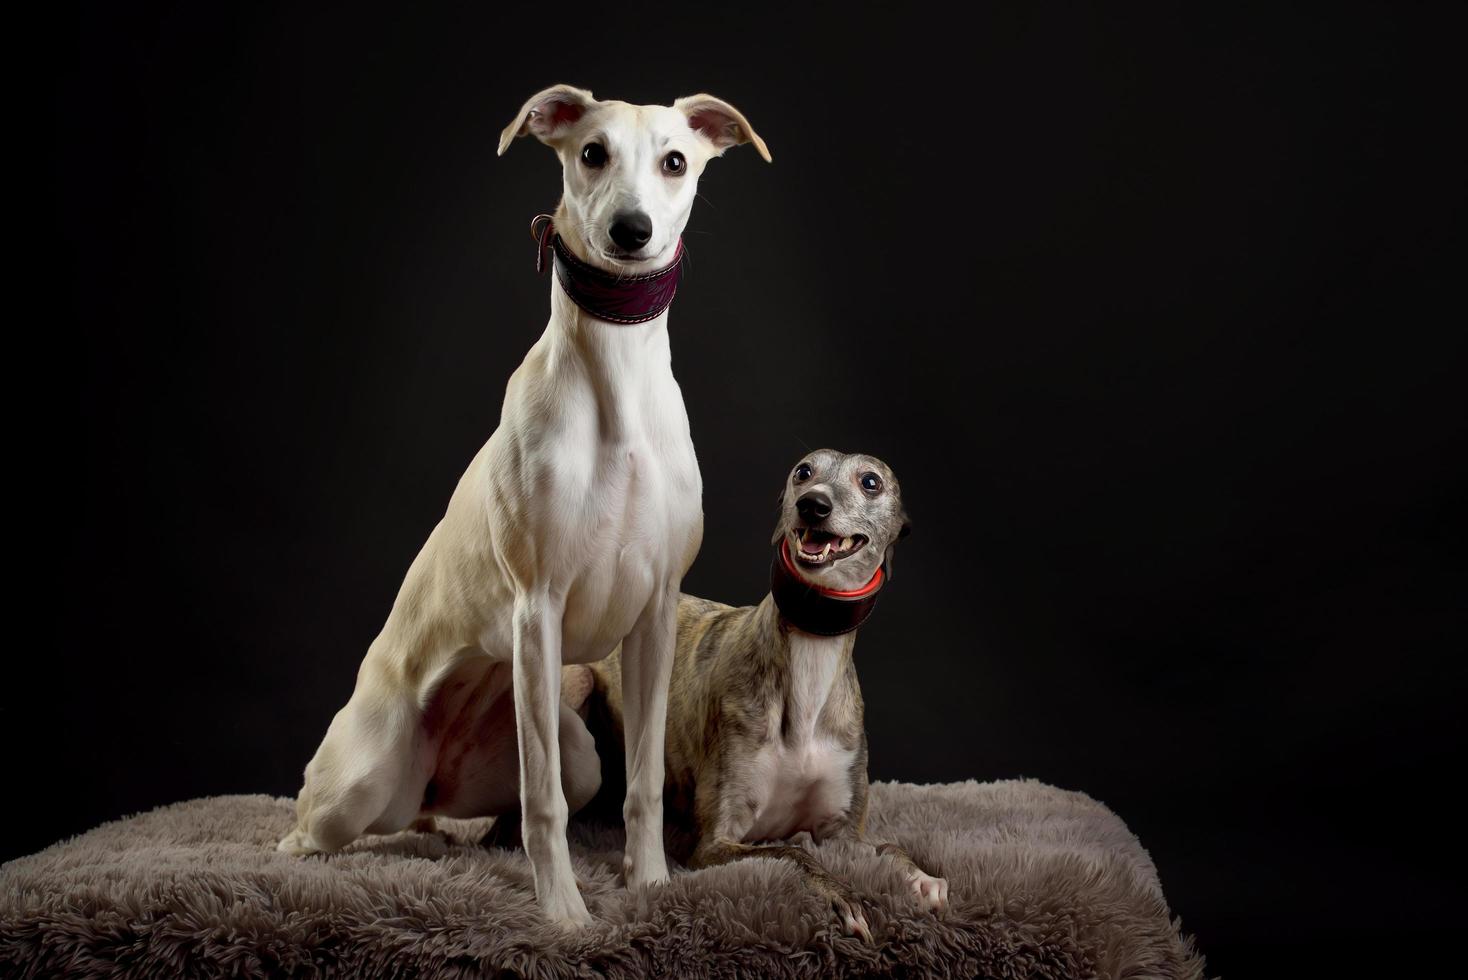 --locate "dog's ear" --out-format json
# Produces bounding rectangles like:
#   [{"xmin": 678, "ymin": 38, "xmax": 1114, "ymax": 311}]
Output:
[
  {"xmin": 674, "ymin": 94, "xmax": 772, "ymax": 163},
  {"xmin": 498, "ymin": 84, "xmax": 596, "ymax": 155},
  {"xmin": 882, "ymin": 511, "xmax": 912, "ymax": 580}
]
